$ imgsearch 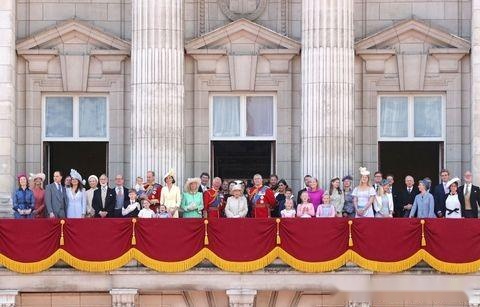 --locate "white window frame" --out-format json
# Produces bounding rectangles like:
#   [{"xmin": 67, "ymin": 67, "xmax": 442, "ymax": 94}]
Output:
[
  {"xmin": 42, "ymin": 94, "xmax": 109, "ymax": 142},
  {"xmin": 209, "ymin": 93, "xmax": 277, "ymax": 141},
  {"xmin": 377, "ymin": 93, "xmax": 446, "ymax": 142}
]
